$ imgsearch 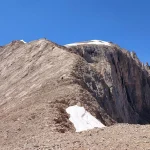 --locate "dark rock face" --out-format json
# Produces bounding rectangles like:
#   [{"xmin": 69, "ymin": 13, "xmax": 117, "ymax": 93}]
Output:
[{"xmin": 69, "ymin": 43, "xmax": 150, "ymax": 124}]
